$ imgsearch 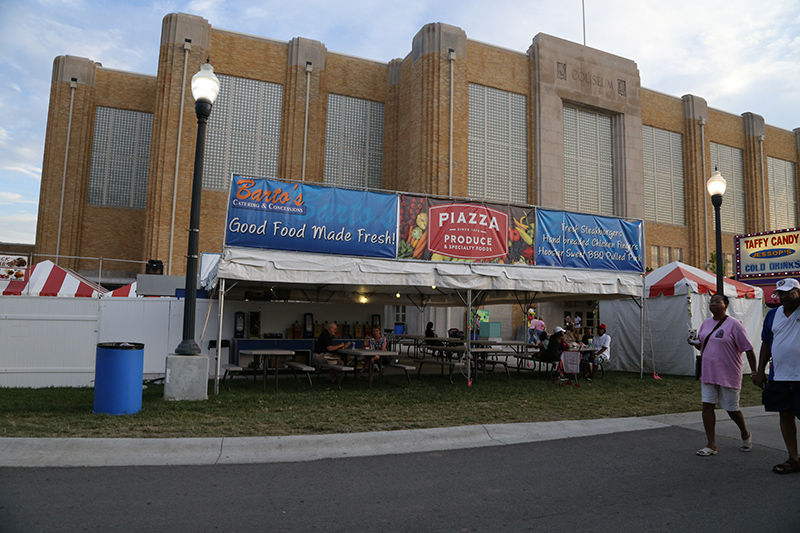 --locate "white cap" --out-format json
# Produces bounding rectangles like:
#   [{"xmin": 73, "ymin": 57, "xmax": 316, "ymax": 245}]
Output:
[
  {"xmin": 553, "ymin": 326, "xmax": 565, "ymax": 334},
  {"xmin": 773, "ymin": 278, "xmax": 800, "ymax": 297}
]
